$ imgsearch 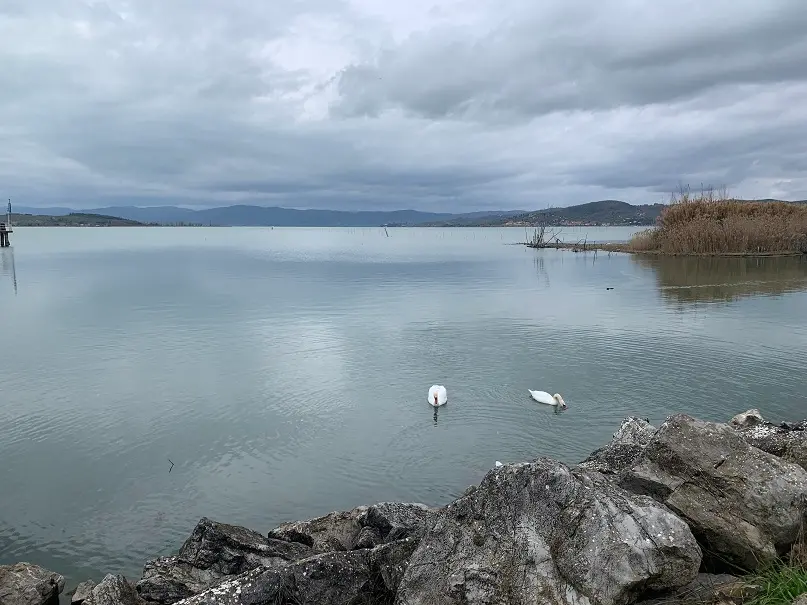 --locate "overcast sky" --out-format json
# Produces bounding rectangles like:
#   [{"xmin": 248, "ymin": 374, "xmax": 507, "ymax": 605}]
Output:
[{"xmin": 2, "ymin": 1, "xmax": 807, "ymax": 211}]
